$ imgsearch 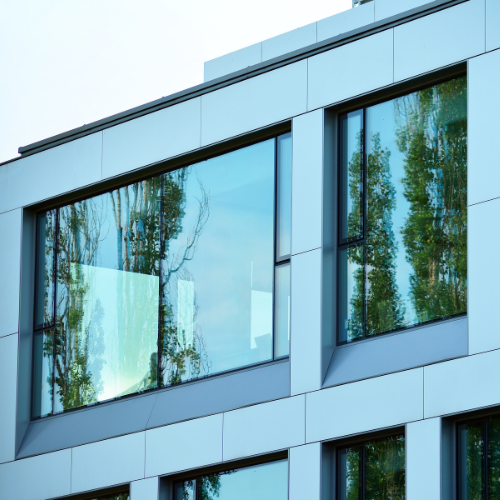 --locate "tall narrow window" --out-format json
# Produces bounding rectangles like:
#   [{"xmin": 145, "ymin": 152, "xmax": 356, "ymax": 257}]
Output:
[
  {"xmin": 173, "ymin": 459, "xmax": 288, "ymax": 500},
  {"xmin": 32, "ymin": 133, "xmax": 292, "ymax": 417},
  {"xmin": 338, "ymin": 76, "xmax": 467, "ymax": 343},
  {"xmin": 337, "ymin": 434, "xmax": 405, "ymax": 500}
]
